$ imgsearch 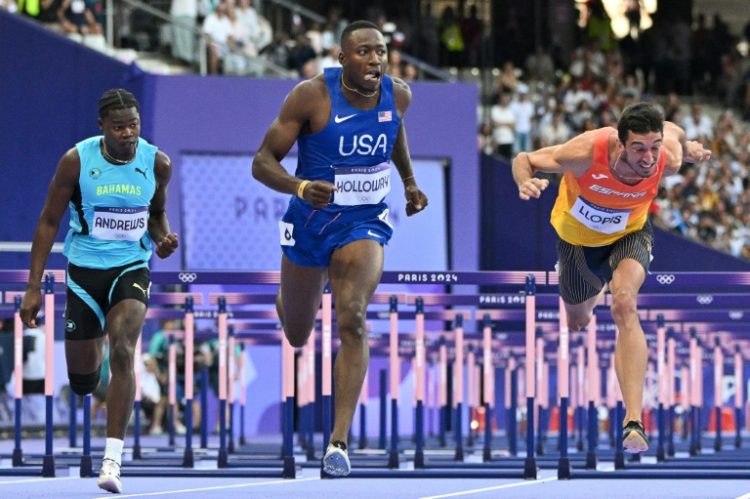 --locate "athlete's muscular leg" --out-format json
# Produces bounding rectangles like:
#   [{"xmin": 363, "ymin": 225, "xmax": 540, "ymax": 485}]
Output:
[
  {"xmin": 65, "ymin": 337, "xmax": 106, "ymax": 384},
  {"xmin": 328, "ymin": 239, "xmax": 383, "ymax": 445},
  {"xmin": 277, "ymin": 255, "xmax": 329, "ymax": 347},
  {"xmin": 104, "ymin": 300, "xmax": 147, "ymax": 439},
  {"xmin": 564, "ymin": 287, "xmax": 606, "ymax": 331},
  {"xmin": 609, "ymin": 258, "xmax": 647, "ymax": 425}
]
